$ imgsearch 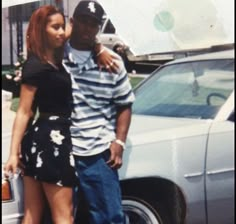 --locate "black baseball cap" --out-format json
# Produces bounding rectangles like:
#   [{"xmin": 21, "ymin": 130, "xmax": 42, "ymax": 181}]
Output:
[{"xmin": 73, "ymin": 0, "xmax": 104, "ymax": 24}]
